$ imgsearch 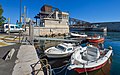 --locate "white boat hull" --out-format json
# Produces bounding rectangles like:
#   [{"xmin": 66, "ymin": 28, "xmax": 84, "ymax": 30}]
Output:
[
  {"xmin": 70, "ymin": 33, "xmax": 87, "ymax": 37},
  {"xmin": 46, "ymin": 53, "xmax": 72, "ymax": 58},
  {"xmin": 44, "ymin": 43, "xmax": 82, "ymax": 58},
  {"xmin": 68, "ymin": 46, "xmax": 113, "ymax": 73}
]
